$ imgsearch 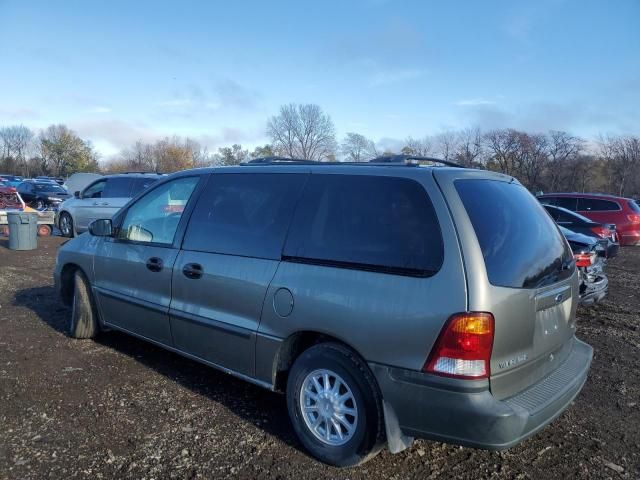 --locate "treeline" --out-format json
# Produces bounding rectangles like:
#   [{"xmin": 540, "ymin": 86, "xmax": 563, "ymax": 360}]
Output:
[
  {"xmin": 2, "ymin": 103, "xmax": 639, "ymax": 197},
  {"xmin": 0, "ymin": 125, "xmax": 99, "ymax": 178}
]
